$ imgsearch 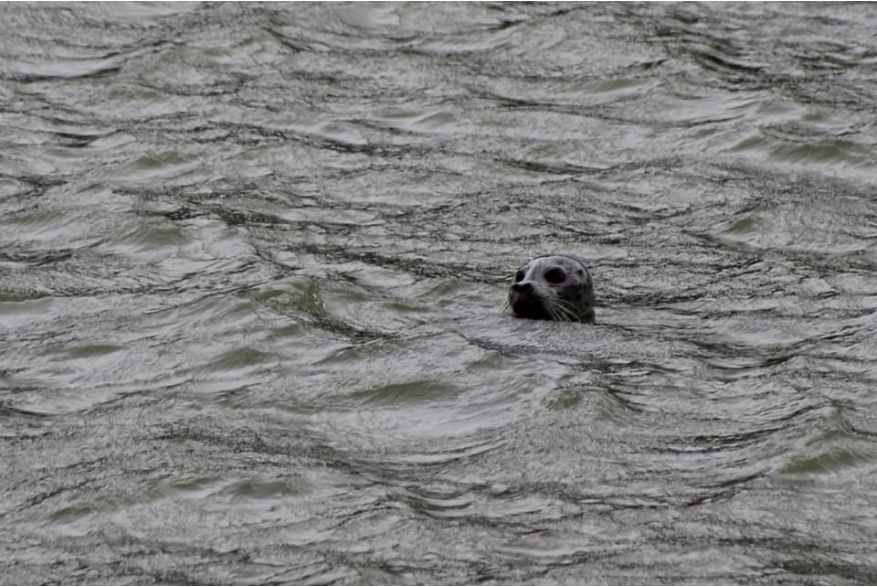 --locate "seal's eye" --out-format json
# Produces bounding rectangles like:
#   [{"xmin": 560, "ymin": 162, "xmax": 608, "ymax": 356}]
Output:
[
  {"xmin": 544, "ymin": 268, "xmax": 565, "ymax": 283},
  {"xmin": 514, "ymin": 270, "xmax": 525, "ymax": 282}
]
